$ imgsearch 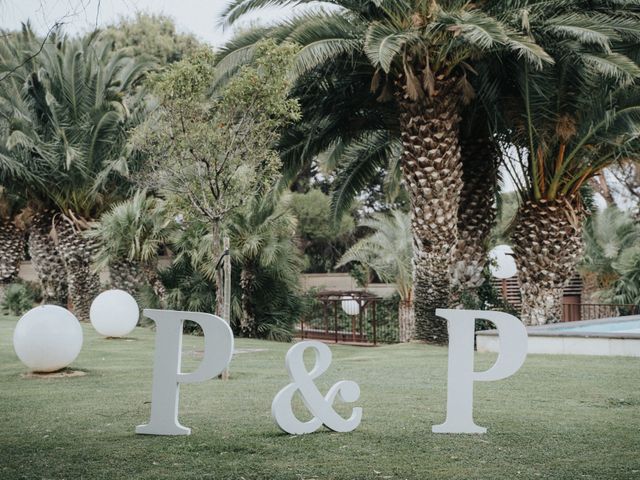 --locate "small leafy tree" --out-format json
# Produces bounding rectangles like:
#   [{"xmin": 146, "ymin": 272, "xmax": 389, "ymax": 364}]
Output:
[
  {"xmin": 337, "ymin": 210, "xmax": 414, "ymax": 342},
  {"xmin": 102, "ymin": 13, "xmax": 200, "ymax": 65},
  {"xmin": 136, "ymin": 40, "xmax": 300, "ymax": 316},
  {"xmin": 290, "ymin": 189, "xmax": 355, "ymax": 273}
]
